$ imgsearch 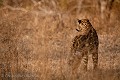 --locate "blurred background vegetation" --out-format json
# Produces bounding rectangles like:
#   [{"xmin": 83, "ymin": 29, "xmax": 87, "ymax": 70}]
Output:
[{"xmin": 0, "ymin": 0, "xmax": 120, "ymax": 80}]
